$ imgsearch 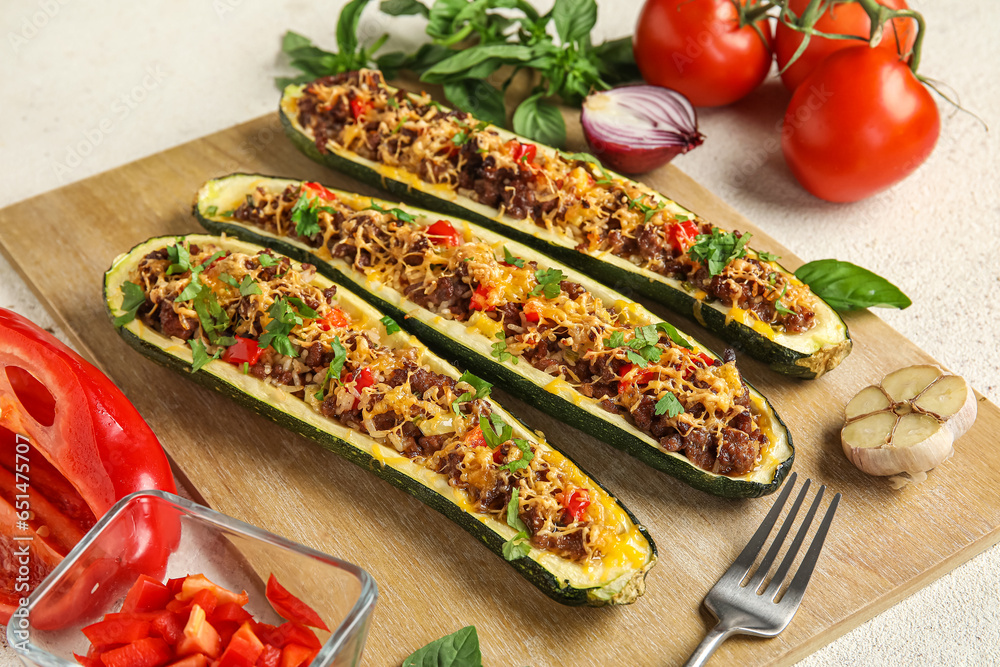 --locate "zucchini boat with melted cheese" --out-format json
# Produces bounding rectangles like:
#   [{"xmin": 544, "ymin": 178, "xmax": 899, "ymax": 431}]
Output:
[
  {"xmin": 104, "ymin": 234, "xmax": 656, "ymax": 606},
  {"xmin": 279, "ymin": 69, "xmax": 851, "ymax": 379},
  {"xmin": 194, "ymin": 175, "xmax": 794, "ymax": 498}
]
